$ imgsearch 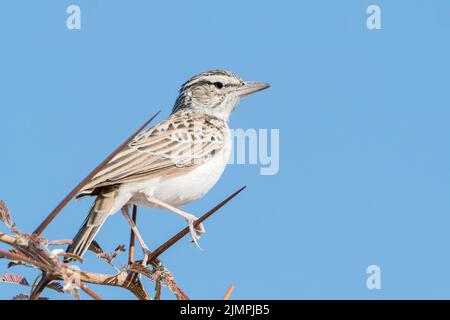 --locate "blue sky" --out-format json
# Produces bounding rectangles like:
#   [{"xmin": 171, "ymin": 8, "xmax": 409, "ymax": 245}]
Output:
[{"xmin": 1, "ymin": 0, "xmax": 450, "ymax": 299}]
